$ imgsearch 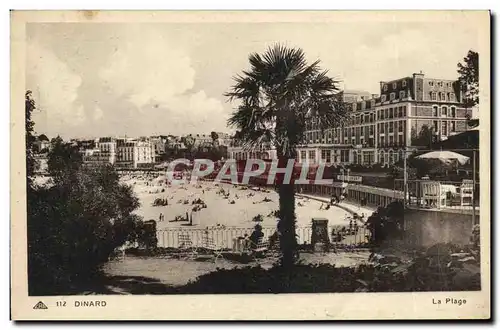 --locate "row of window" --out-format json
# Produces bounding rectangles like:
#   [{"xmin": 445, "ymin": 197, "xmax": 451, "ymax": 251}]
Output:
[
  {"xmin": 430, "ymin": 92, "xmax": 456, "ymax": 102},
  {"xmin": 431, "ymin": 120, "xmax": 457, "ymax": 135},
  {"xmin": 429, "ymin": 81, "xmax": 452, "ymax": 88},
  {"xmin": 382, "ymin": 80, "xmax": 408, "ymax": 92},
  {"xmin": 432, "ymin": 105, "xmax": 457, "ymax": 117},
  {"xmin": 380, "ymin": 90, "xmax": 407, "ymax": 103},
  {"xmin": 297, "ymin": 149, "xmax": 405, "ymax": 165},
  {"xmin": 378, "ymin": 106, "xmax": 407, "ymax": 120}
]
